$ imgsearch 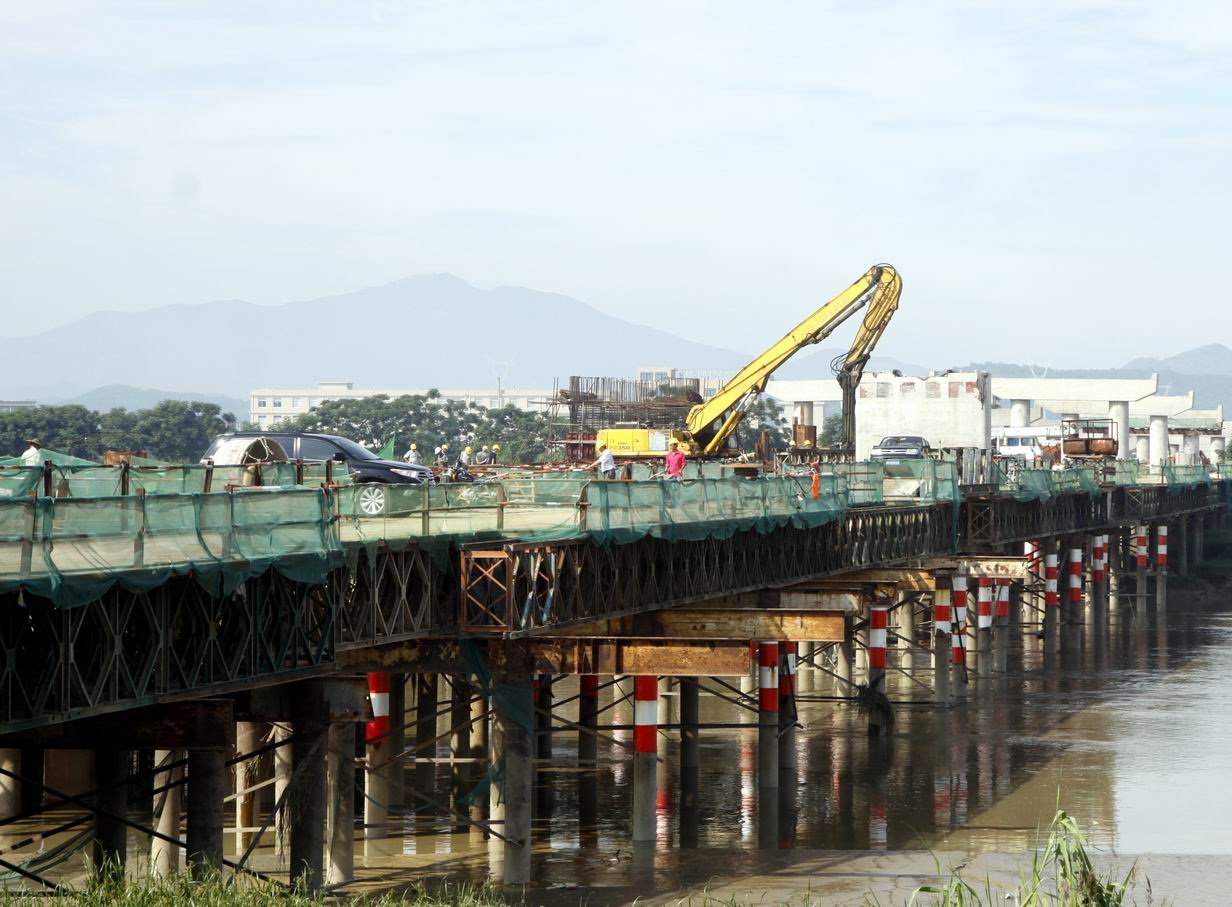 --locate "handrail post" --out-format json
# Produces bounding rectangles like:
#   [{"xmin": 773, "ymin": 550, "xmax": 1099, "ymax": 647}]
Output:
[
  {"xmin": 496, "ymin": 483, "xmax": 507, "ymax": 532},
  {"xmin": 421, "ymin": 484, "xmax": 431, "ymax": 536}
]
